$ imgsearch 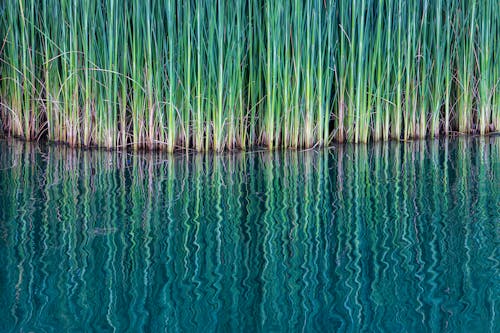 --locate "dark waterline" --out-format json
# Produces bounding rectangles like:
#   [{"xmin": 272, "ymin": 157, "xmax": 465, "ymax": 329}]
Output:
[{"xmin": 0, "ymin": 138, "xmax": 498, "ymax": 332}]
